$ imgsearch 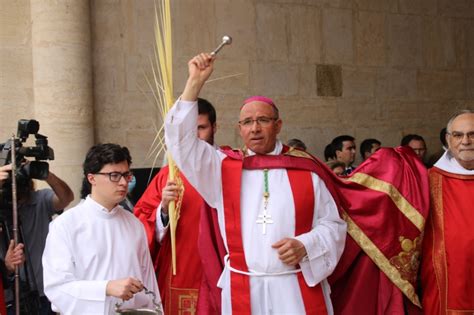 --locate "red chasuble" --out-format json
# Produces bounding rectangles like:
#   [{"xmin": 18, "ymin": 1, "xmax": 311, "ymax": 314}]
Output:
[
  {"xmin": 134, "ymin": 166, "xmax": 206, "ymax": 314},
  {"xmin": 329, "ymin": 147, "xmax": 429, "ymax": 315},
  {"xmin": 421, "ymin": 167, "xmax": 474, "ymax": 315}
]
